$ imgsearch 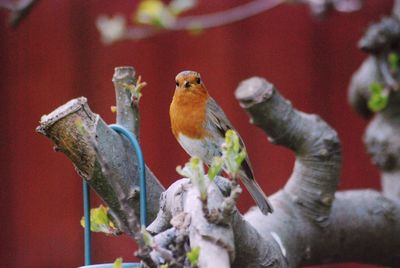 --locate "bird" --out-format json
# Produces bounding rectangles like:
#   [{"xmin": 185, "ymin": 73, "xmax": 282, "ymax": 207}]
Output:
[{"xmin": 169, "ymin": 70, "xmax": 273, "ymax": 215}]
